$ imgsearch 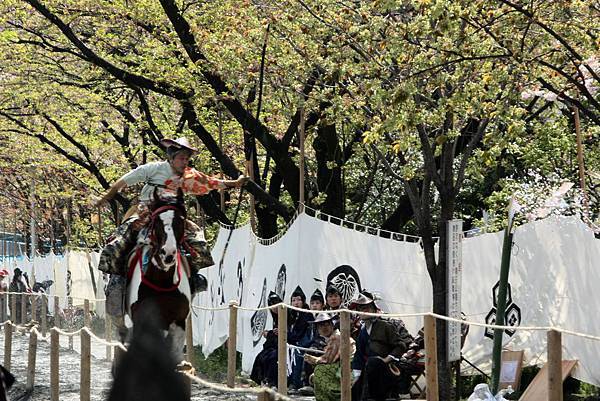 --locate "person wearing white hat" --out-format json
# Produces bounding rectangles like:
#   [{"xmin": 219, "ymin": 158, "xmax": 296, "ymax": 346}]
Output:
[{"xmin": 95, "ymin": 137, "xmax": 247, "ymax": 291}]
